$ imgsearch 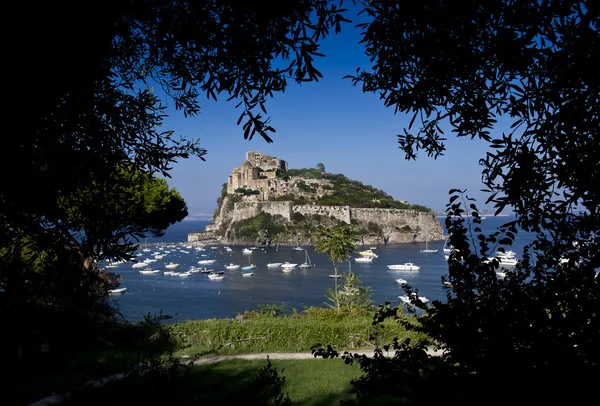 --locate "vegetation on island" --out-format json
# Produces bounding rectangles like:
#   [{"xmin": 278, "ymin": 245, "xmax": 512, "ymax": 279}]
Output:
[{"xmin": 277, "ymin": 167, "xmax": 432, "ymax": 211}]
